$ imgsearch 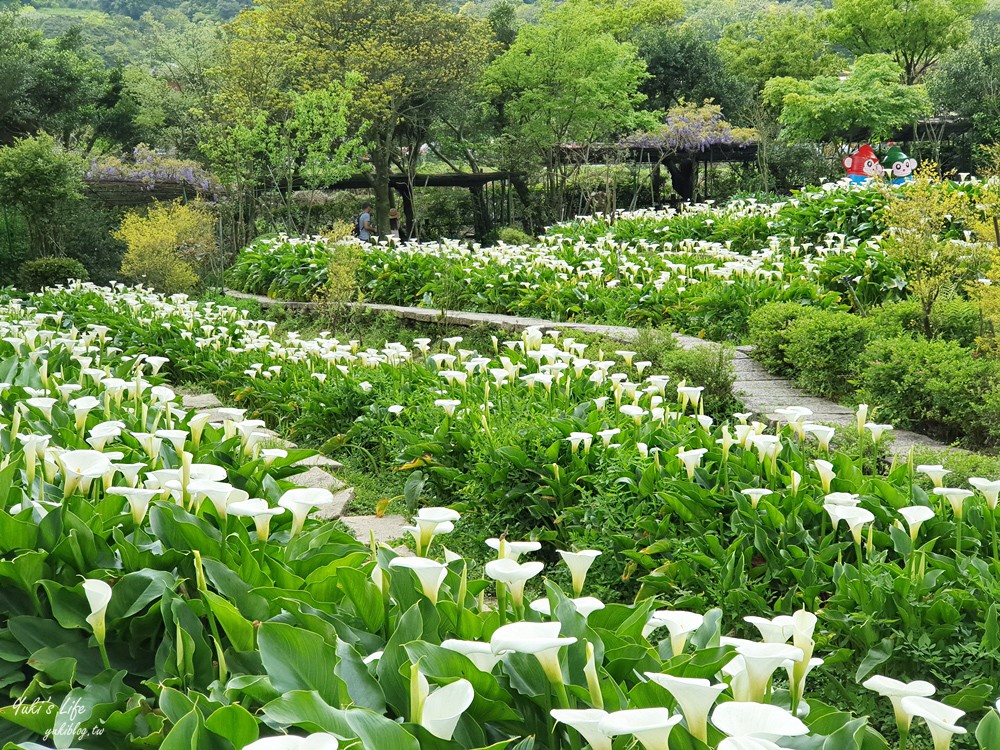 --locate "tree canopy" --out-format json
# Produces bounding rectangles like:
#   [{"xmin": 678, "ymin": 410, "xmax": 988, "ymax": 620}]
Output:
[
  {"xmin": 764, "ymin": 54, "xmax": 933, "ymax": 143},
  {"xmin": 718, "ymin": 5, "xmax": 843, "ymax": 91},
  {"xmin": 830, "ymin": 0, "xmax": 986, "ymax": 83}
]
